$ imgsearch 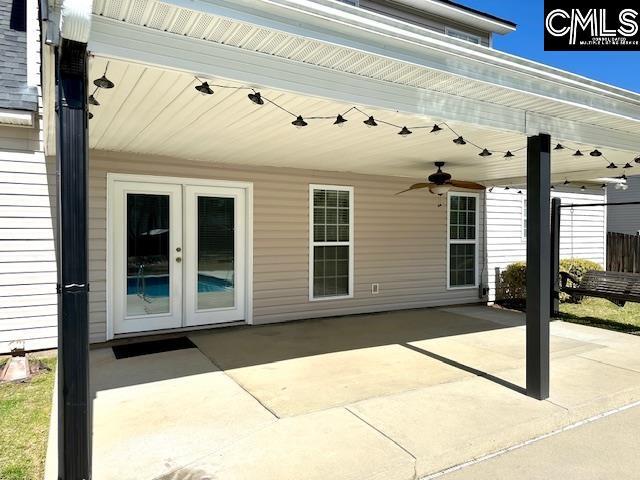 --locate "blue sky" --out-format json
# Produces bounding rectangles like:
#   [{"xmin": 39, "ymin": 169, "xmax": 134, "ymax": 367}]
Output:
[{"xmin": 458, "ymin": 1, "xmax": 640, "ymax": 93}]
